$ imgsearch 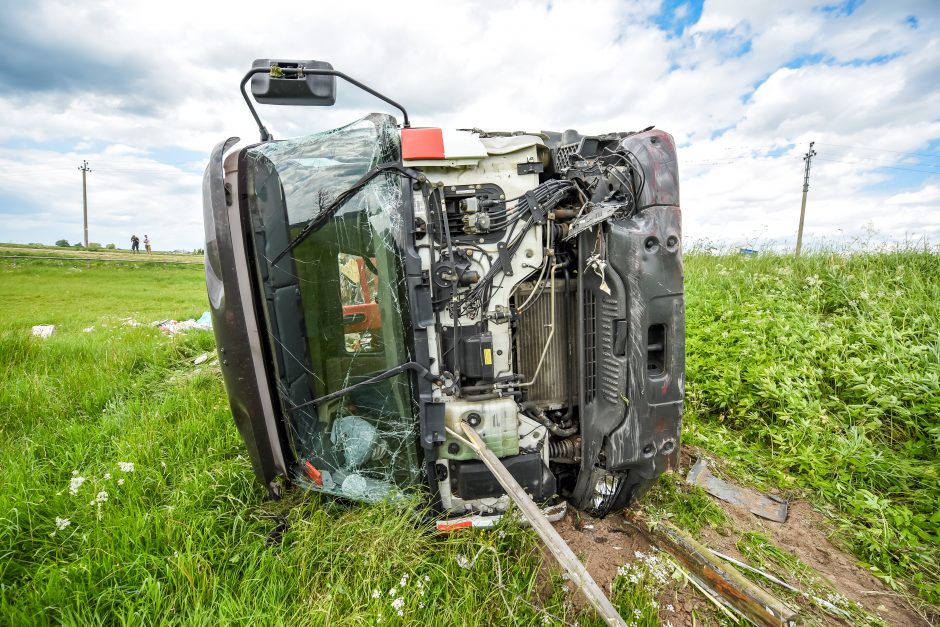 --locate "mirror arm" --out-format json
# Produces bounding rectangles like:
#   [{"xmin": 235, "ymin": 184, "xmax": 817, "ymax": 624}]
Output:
[{"xmin": 240, "ymin": 66, "xmax": 411, "ymax": 142}]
